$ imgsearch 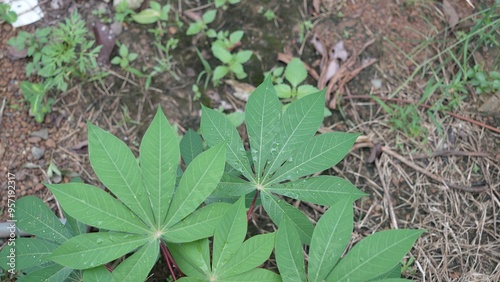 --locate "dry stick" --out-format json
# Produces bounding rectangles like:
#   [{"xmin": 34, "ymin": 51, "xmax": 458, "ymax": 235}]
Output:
[
  {"xmin": 375, "ymin": 159, "xmax": 399, "ymax": 229},
  {"xmin": 0, "ymin": 97, "xmax": 6, "ymax": 129},
  {"xmin": 343, "ymin": 95, "xmax": 500, "ymax": 134},
  {"xmin": 380, "ymin": 146, "xmax": 490, "ymax": 193}
]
